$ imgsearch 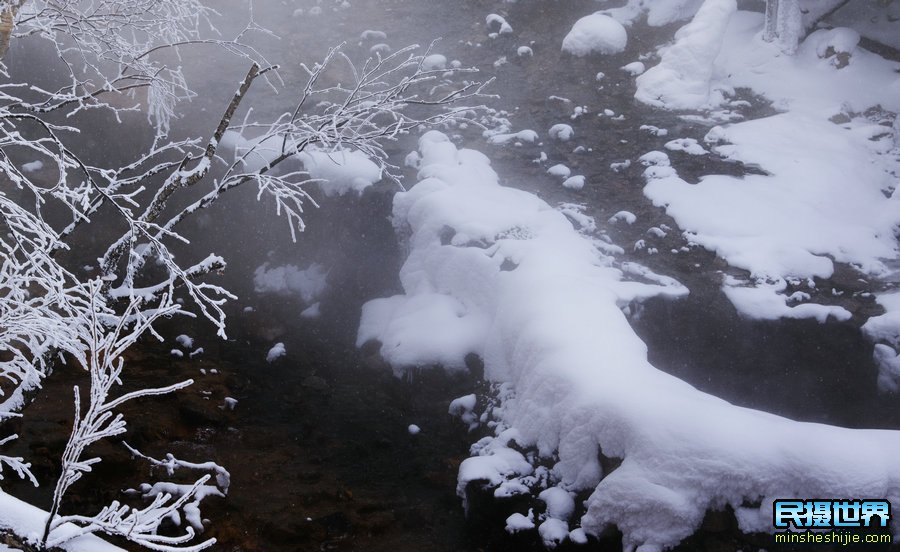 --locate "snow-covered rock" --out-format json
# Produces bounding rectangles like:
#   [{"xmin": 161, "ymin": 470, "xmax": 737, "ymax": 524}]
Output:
[{"xmin": 562, "ymin": 14, "xmax": 627, "ymax": 56}]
